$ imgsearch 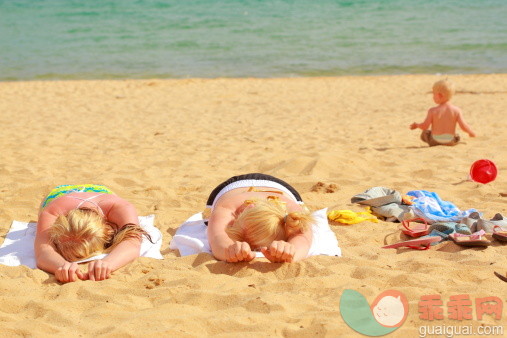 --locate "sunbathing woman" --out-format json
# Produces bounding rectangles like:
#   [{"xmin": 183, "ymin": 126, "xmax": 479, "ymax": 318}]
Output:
[
  {"xmin": 205, "ymin": 173, "xmax": 314, "ymax": 263},
  {"xmin": 36, "ymin": 184, "xmax": 149, "ymax": 283}
]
